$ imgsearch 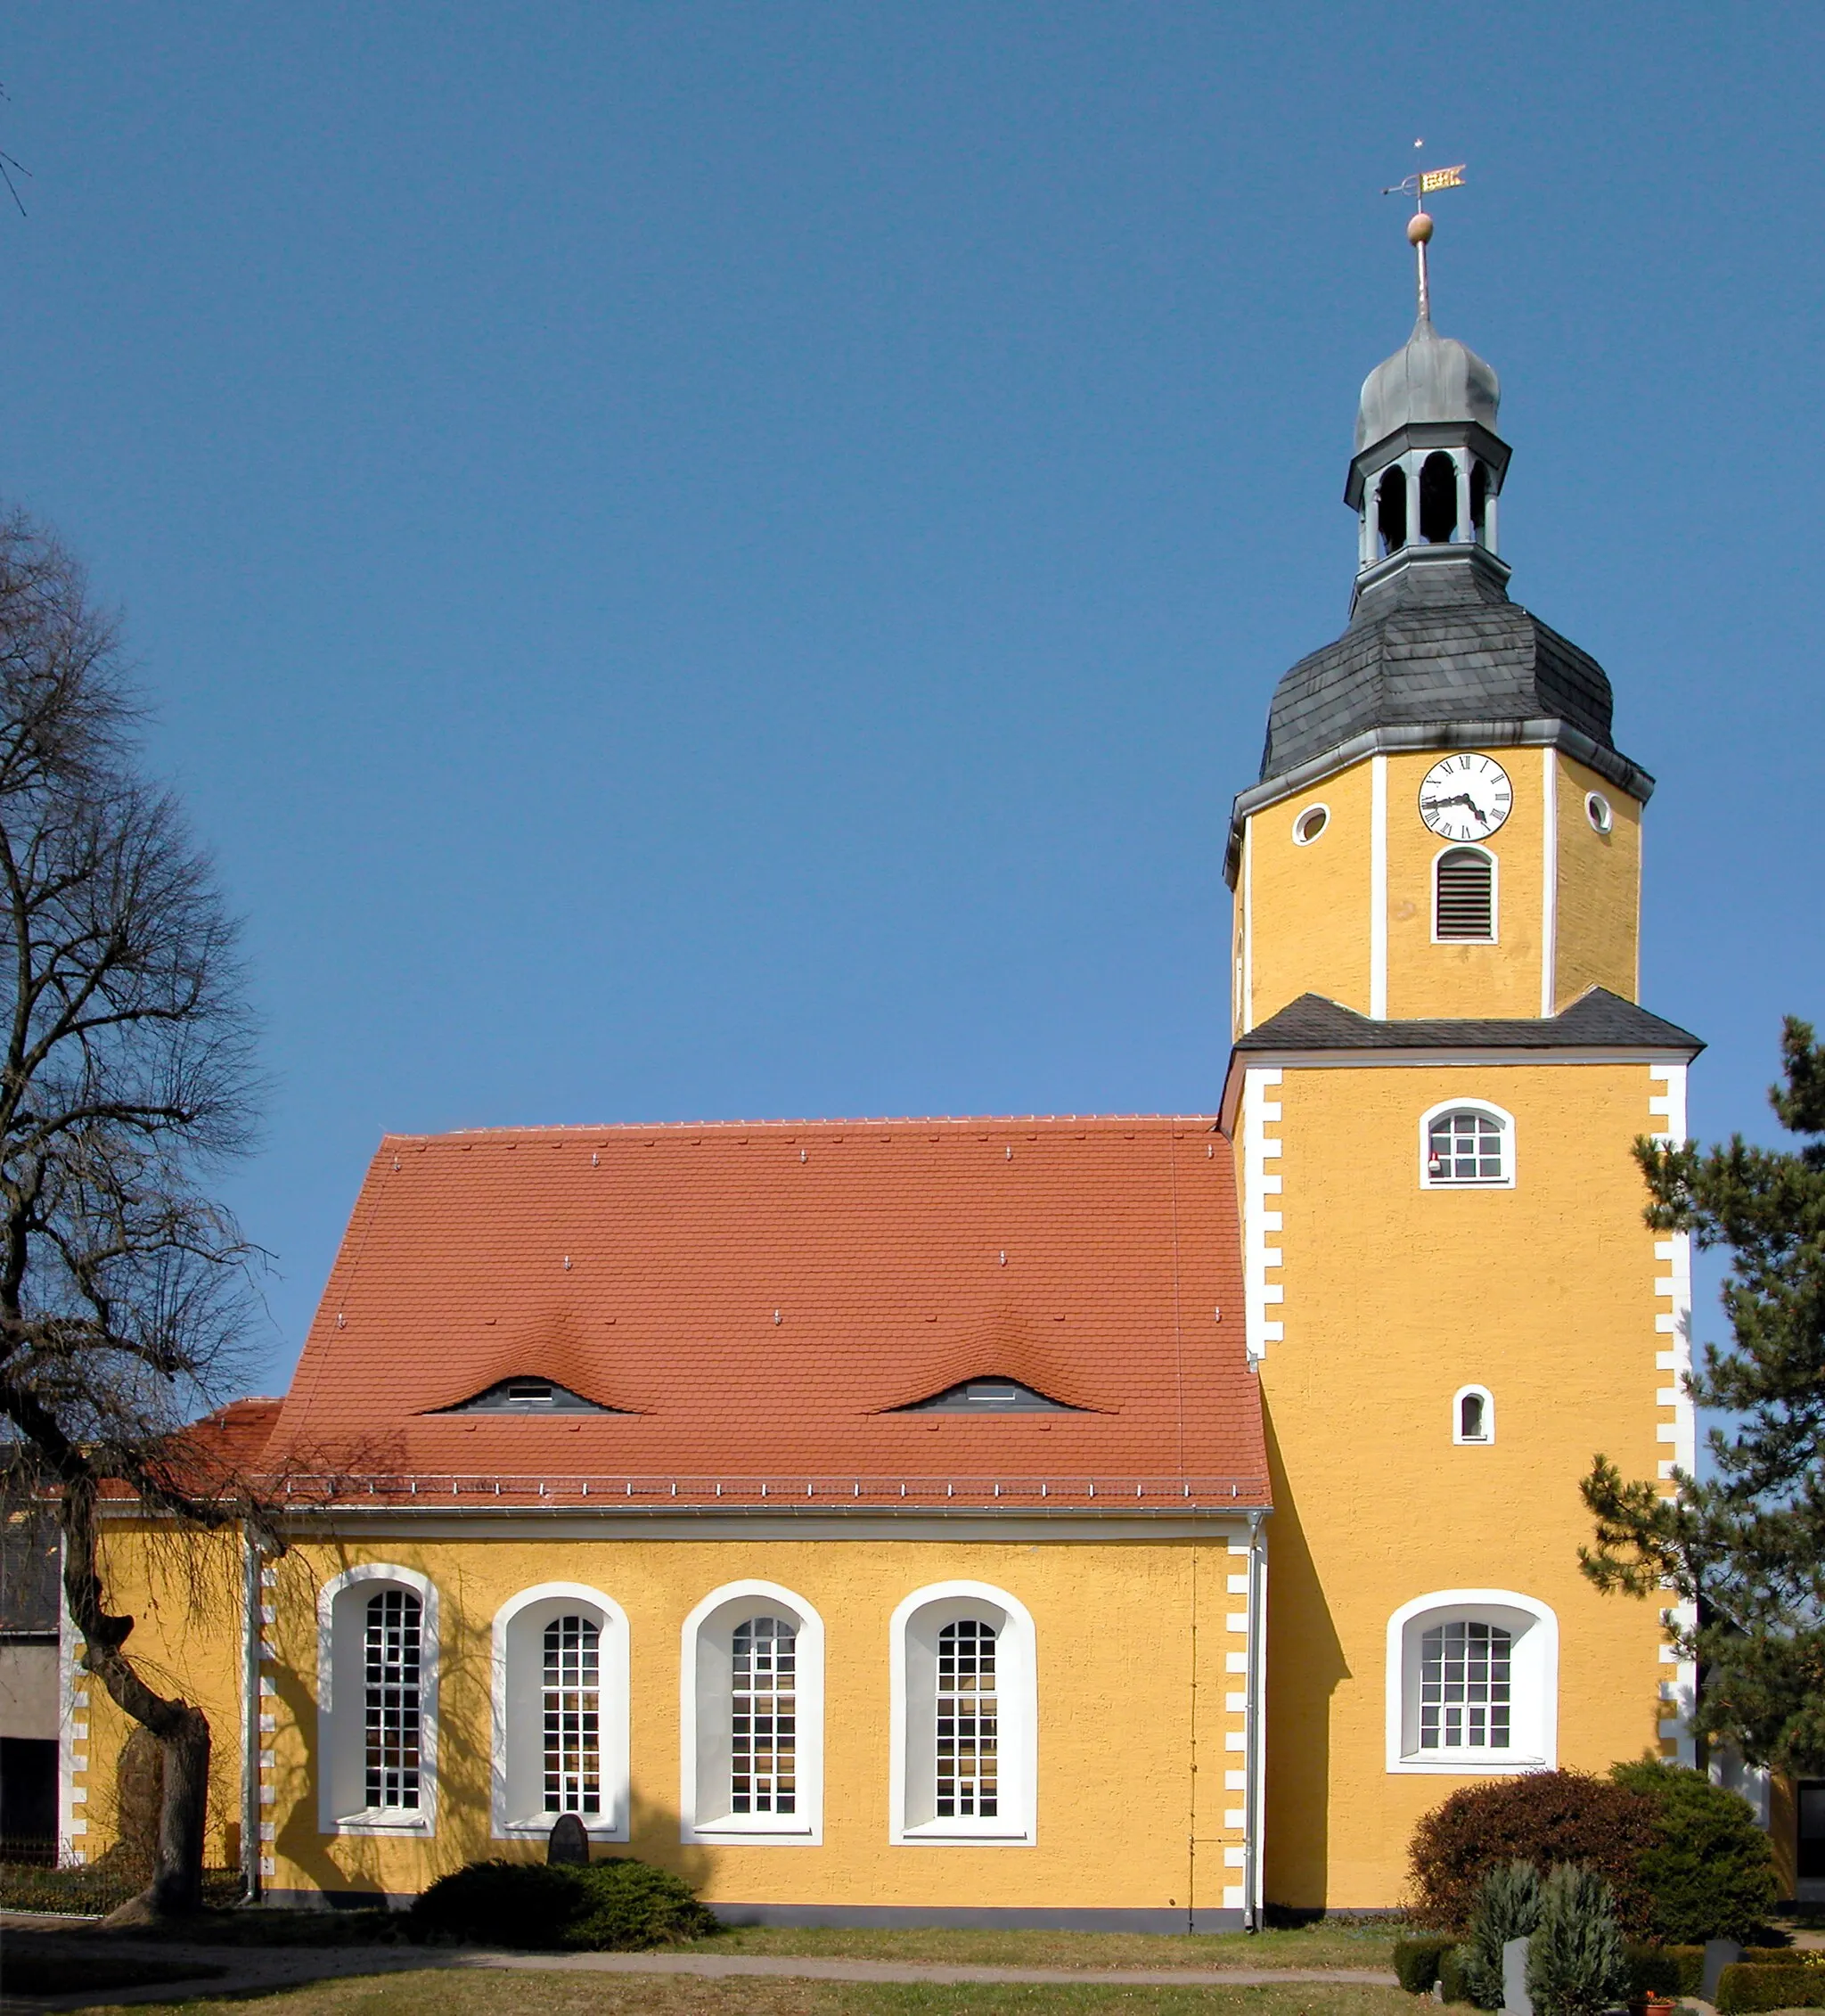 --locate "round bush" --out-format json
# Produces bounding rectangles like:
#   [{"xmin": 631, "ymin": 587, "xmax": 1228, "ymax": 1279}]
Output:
[
  {"xmin": 1407, "ymin": 1770, "xmax": 1657, "ymax": 1937},
  {"xmin": 409, "ymin": 1857, "xmax": 718, "ymax": 1951},
  {"xmin": 1609, "ymin": 1757, "xmax": 1778, "ymax": 1943}
]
